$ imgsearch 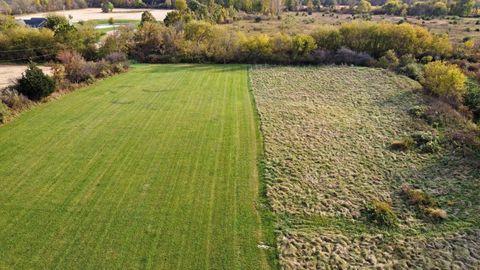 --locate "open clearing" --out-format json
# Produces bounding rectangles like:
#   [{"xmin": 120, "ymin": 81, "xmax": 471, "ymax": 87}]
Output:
[
  {"xmin": 15, "ymin": 8, "xmax": 172, "ymax": 23},
  {"xmin": 251, "ymin": 66, "xmax": 480, "ymax": 269},
  {"xmin": 0, "ymin": 64, "xmax": 271, "ymax": 269},
  {"xmin": 0, "ymin": 65, "xmax": 51, "ymax": 89}
]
